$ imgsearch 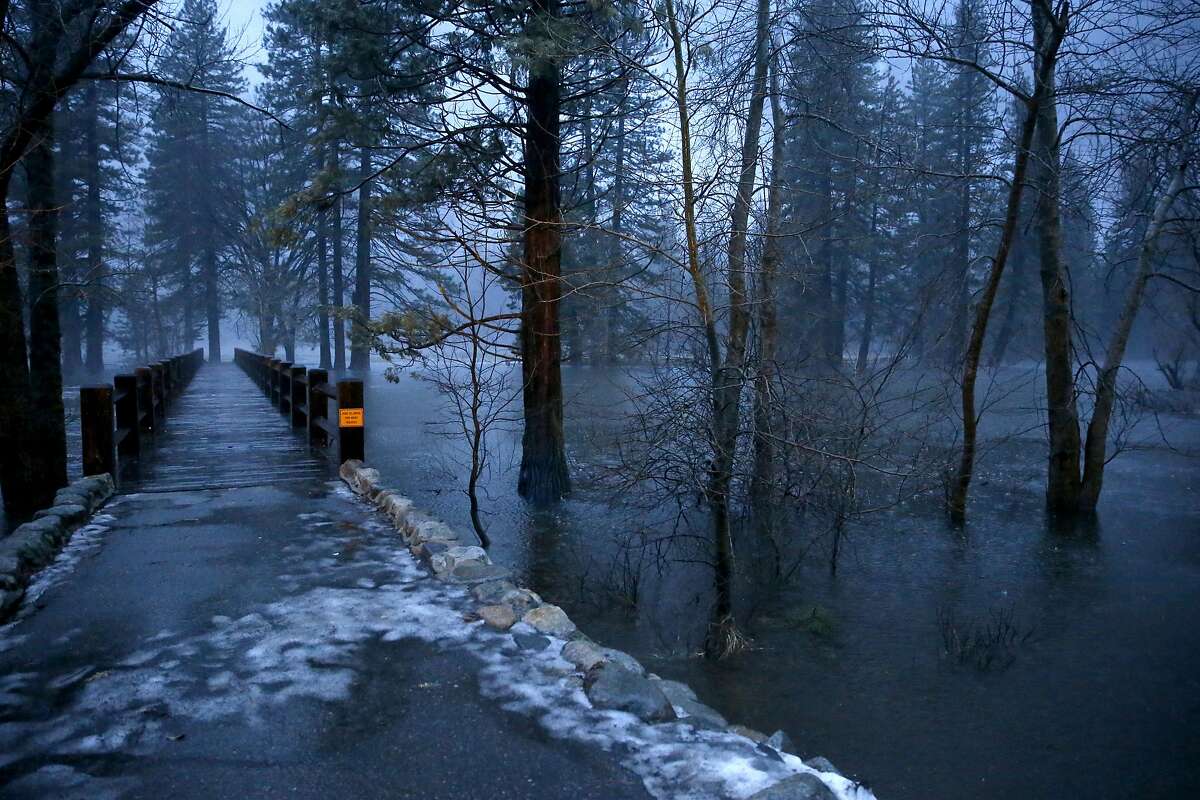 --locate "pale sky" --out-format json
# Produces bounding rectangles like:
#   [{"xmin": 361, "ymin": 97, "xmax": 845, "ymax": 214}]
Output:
[{"xmin": 221, "ymin": 0, "xmax": 269, "ymax": 84}]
